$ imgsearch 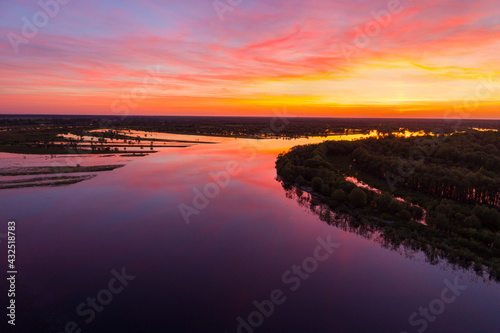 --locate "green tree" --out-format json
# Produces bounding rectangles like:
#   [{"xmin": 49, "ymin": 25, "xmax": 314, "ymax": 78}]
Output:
[
  {"xmin": 295, "ymin": 175, "xmax": 305, "ymax": 186},
  {"xmin": 389, "ymin": 199, "xmax": 402, "ymax": 213},
  {"xmin": 349, "ymin": 188, "xmax": 367, "ymax": 208},
  {"xmin": 311, "ymin": 177, "xmax": 323, "ymax": 193},
  {"xmin": 434, "ymin": 213, "xmax": 451, "ymax": 230},
  {"xmin": 399, "ymin": 209, "xmax": 412, "ymax": 221},
  {"xmin": 320, "ymin": 184, "xmax": 331, "ymax": 196},
  {"xmin": 374, "ymin": 192, "xmax": 392, "ymax": 211},
  {"xmin": 436, "ymin": 203, "xmax": 452, "ymax": 217},
  {"xmin": 331, "ymin": 189, "xmax": 345, "ymax": 201},
  {"xmin": 463, "ymin": 215, "xmax": 481, "ymax": 228},
  {"xmin": 494, "ymin": 233, "xmax": 500, "ymax": 249}
]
